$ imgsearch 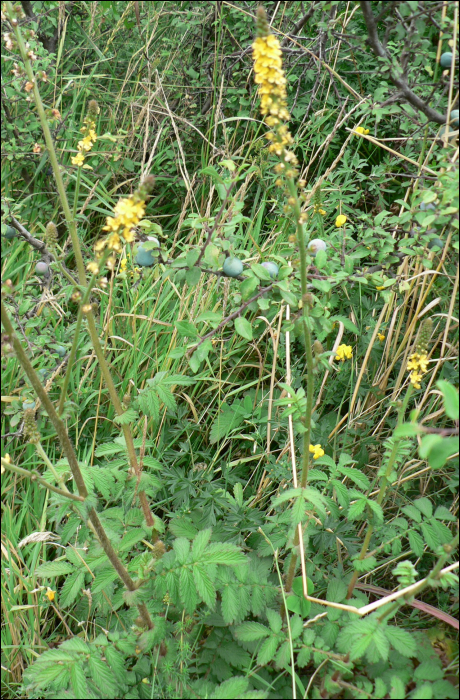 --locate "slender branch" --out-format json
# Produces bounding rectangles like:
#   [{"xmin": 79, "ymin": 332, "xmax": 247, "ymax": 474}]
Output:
[
  {"xmin": 2, "ymin": 457, "xmax": 85, "ymax": 502},
  {"xmin": 187, "ymin": 281, "xmax": 276, "ymax": 354},
  {"xmin": 359, "ymin": 1, "xmax": 445, "ymax": 124}
]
